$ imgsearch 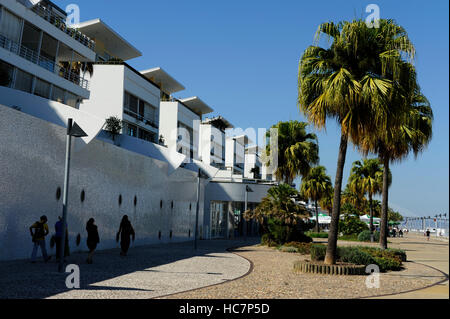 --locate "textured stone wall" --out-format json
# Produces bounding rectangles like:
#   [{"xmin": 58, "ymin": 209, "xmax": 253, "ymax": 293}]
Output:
[{"xmin": 0, "ymin": 105, "xmax": 203, "ymax": 261}]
